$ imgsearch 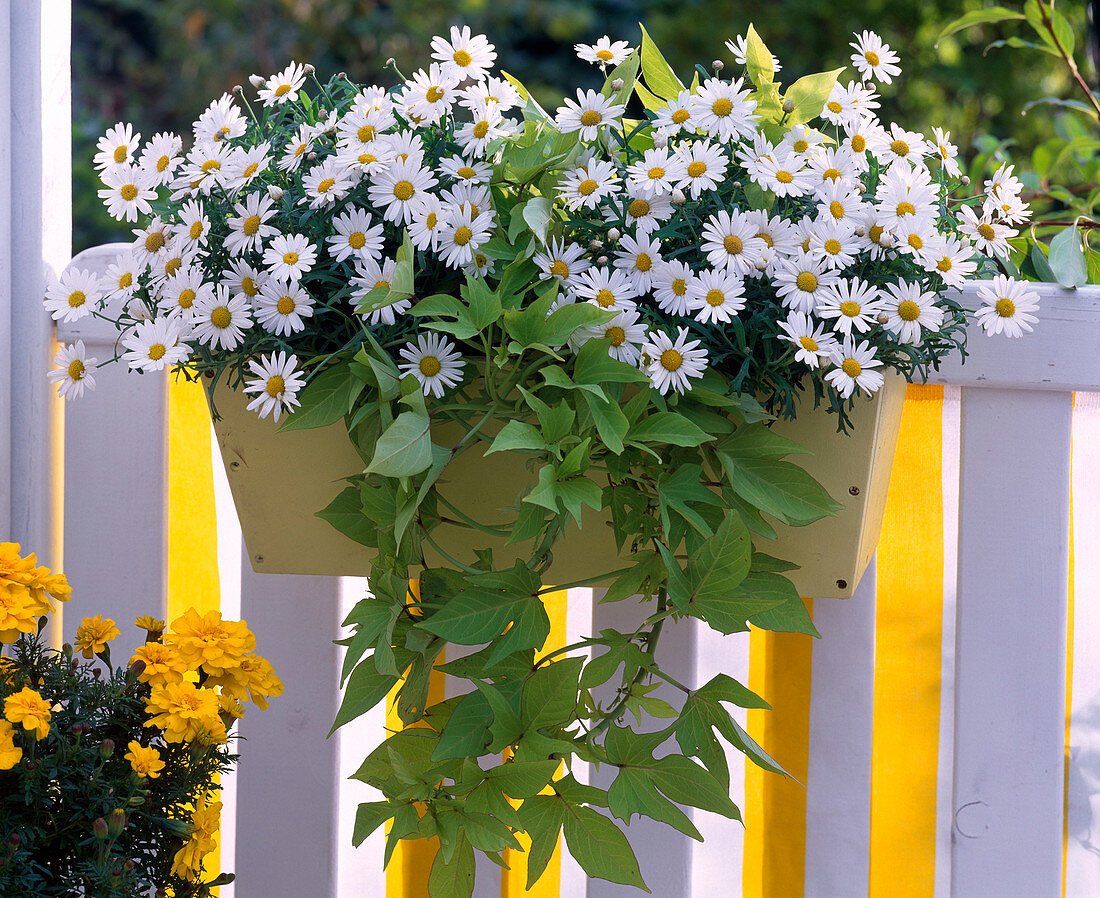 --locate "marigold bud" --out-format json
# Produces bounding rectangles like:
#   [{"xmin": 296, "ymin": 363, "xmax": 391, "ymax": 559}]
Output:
[
  {"xmin": 127, "ymin": 659, "xmax": 146, "ymax": 681},
  {"xmin": 93, "ymin": 818, "xmax": 109, "ymax": 840},
  {"xmin": 99, "ymin": 739, "xmax": 115, "ymax": 759},
  {"xmin": 611, "ymin": 78, "xmax": 624, "ymax": 91},
  {"xmin": 8, "ymin": 833, "xmax": 21, "ymax": 849},
  {"xmin": 62, "ymin": 643, "xmax": 74, "ymax": 661},
  {"xmin": 108, "ymin": 809, "xmax": 127, "ymax": 837}
]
